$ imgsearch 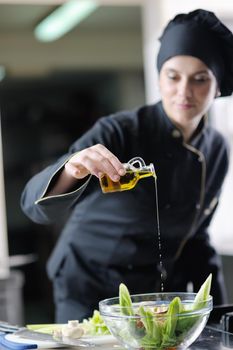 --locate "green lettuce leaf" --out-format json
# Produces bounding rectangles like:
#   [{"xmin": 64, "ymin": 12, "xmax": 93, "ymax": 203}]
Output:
[
  {"xmin": 176, "ymin": 274, "xmax": 212, "ymax": 334},
  {"xmin": 137, "ymin": 305, "xmax": 162, "ymax": 347},
  {"xmin": 82, "ymin": 310, "xmax": 110, "ymax": 335},
  {"xmin": 193, "ymin": 274, "xmax": 212, "ymax": 310},
  {"xmin": 119, "ymin": 283, "xmax": 145, "ymax": 338},
  {"xmin": 119, "ymin": 283, "xmax": 134, "ymax": 316},
  {"xmin": 161, "ymin": 296, "xmax": 182, "ymax": 347}
]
